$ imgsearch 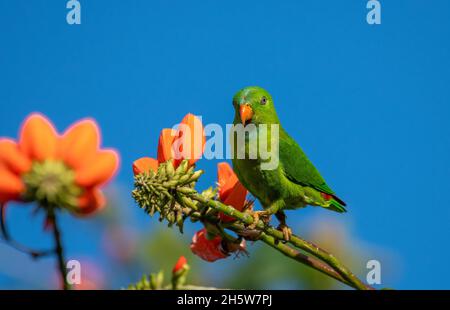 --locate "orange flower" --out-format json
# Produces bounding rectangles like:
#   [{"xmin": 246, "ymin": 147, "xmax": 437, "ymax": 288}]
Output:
[
  {"xmin": 174, "ymin": 114, "xmax": 205, "ymax": 167},
  {"xmin": 132, "ymin": 157, "xmax": 159, "ymax": 176},
  {"xmin": 189, "ymin": 164, "xmax": 248, "ymax": 262},
  {"xmin": 190, "ymin": 228, "xmax": 228, "ymax": 262},
  {"xmin": 0, "ymin": 113, "xmax": 119, "ymax": 216},
  {"xmin": 190, "ymin": 228, "xmax": 247, "ymax": 262},
  {"xmin": 217, "ymin": 162, "xmax": 248, "ymax": 222},
  {"xmin": 172, "ymin": 255, "xmax": 188, "ymax": 274},
  {"xmin": 157, "ymin": 128, "xmax": 177, "ymax": 164},
  {"xmin": 132, "ymin": 114, "xmax": 205, "ymax": 175}
]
